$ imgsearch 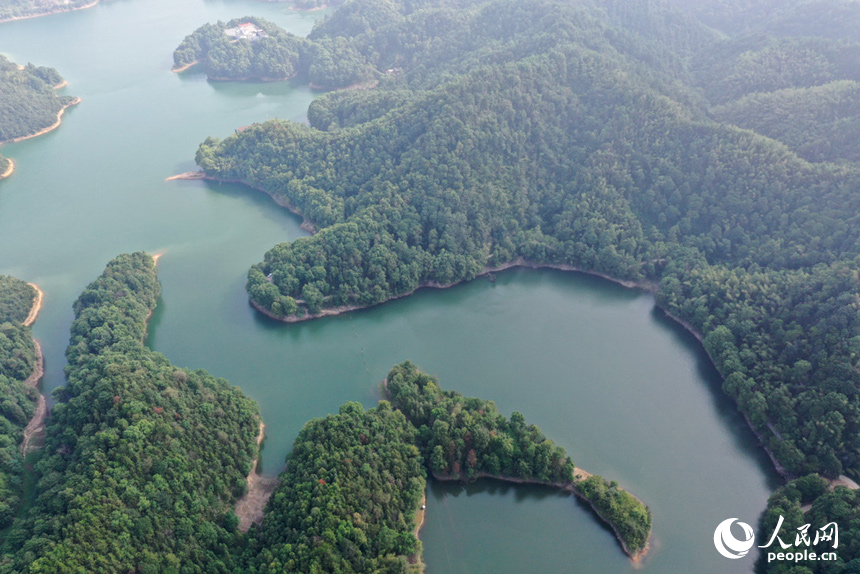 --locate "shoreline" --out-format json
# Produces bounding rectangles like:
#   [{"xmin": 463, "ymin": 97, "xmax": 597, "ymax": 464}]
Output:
[
  {"xmin": 2, "ymin": 97, "xmax": 81, "ymax": 144},
  {"xmin": 658, "ymin": 307, "xmax": 795, "ymax": 482},
  {"xmin": 166, "ymin": 171, "xmax": 317, "ymax": 233},
  {"xmin": 20, "ymin": 341, "xmax": 46, "ymax": 455},
  {"xmin": 23, "ymin": 283, "xmax": 43, "ymax": 327},
  {"xmin": 0, "ymin": 158, "xmax": 14, "ymax": 180},
  {"xmin": 0, "ymin": 0, "xmax": 100, "ymax": 24},
  {"xmin": 172, "ymin": 171, "xmax": 797, "ymax": 494},
  {"xmin": 250, "ymin": 257, "xmax": 656, "ymax": 324},
  {"xmin": 235, "ymin": 421, "xmax": 278, "ymax": 532},
  {"xmin": 431, "ymin": 471, "xmax": 650, "ymax": 562}
]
